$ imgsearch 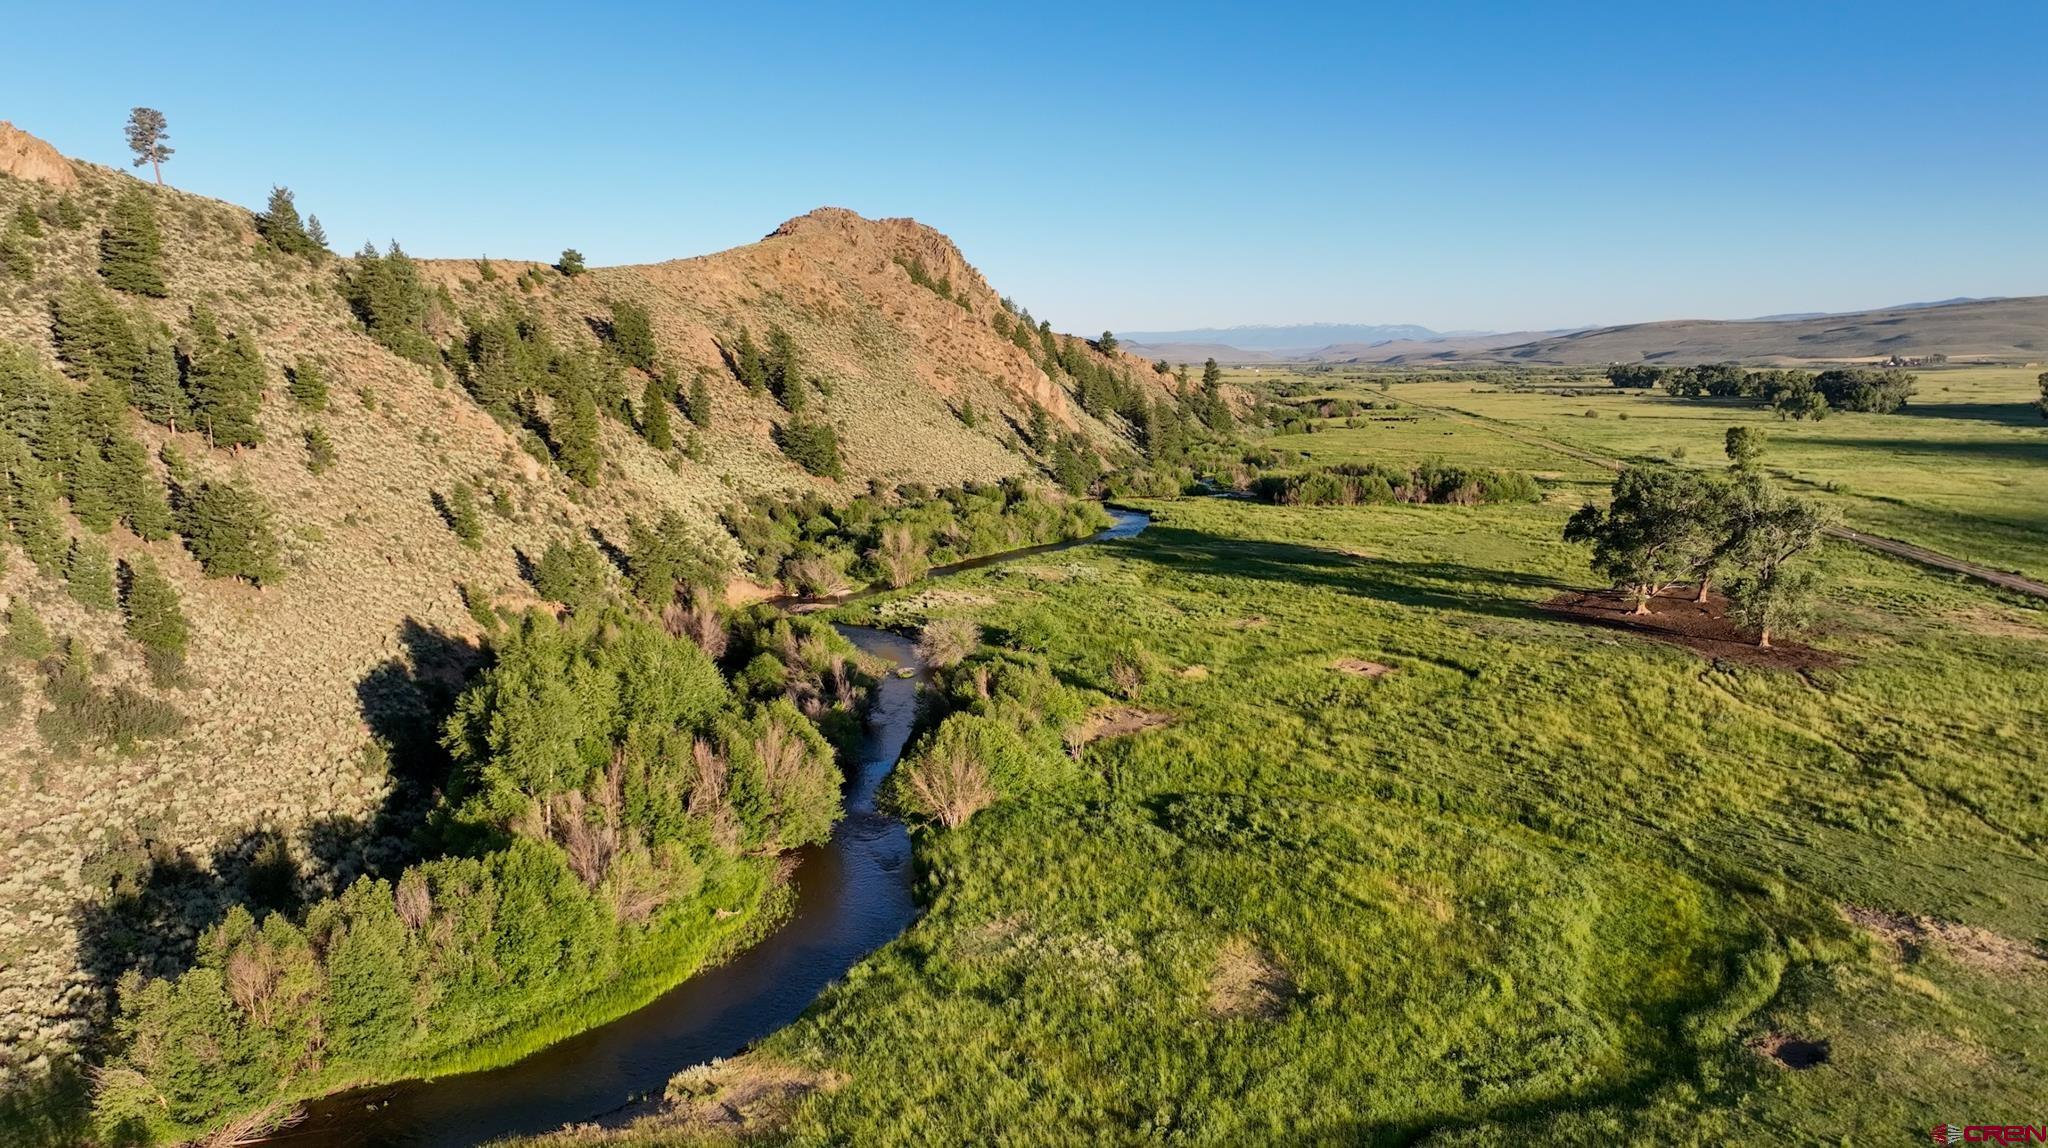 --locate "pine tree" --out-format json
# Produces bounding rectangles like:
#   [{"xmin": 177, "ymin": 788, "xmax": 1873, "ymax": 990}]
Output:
[
  {"xmin": 339, "ymin": 242, "xmax": 435, "ymax": 363},
  {"xmin": 608, "ymin": 299, "xmax": 657, "ymax": 371},
  {"xmin": 305, "ymin": 215, "xmax": 327, "ymax": 250},
  {"xmin": 101, "ymin": 419, "xmax": 172, "ymax": 541},
  {"xmin": 775, "ymin": 415, "xmax": 842, "ymax": 478},
  {"xmin": 132, "ymin": 327, "xmax": 186, "ymax": 431},
  {"xmin": 51, "ymin": 281, "xmax": 142, "ymax": 383},
  {"xmin": 556, "ymin": 249, "xmax": 586, "ymax": 276},
  {"xmin": 121, "ymin": 555, "xmax": 189, "ymax": 672},
  {"xmin": 100, "ymin": 188, "xmax": 167, "ymax": 297},
  {"xmin": 124, "ymin": 108, "xmax": 173, "ymax": 185},
  {"xmin": 445, "ymin": 485, "xmax": 483, "ymax": 548},
  {"xmin": 62, "ymin": 385, "xmax": 119, "ymax": 532},
  {"xmin": 287, "ymin": 357, "xmax": 328, "ymax": 411},
  {"xmin": 65, "ymin": 537, "xmax": 118, "ymax": 610},
  {"xmin": 553, "ymin": 384, "xmax": 603, "ymax": 486},
  {"xmin": 1028, "ymin": 404, "xmax": 1051, "ymax": 452},
  {"xmin": 257, "ymin": 186, "xmax": 318, "ymax": 256},
  {"xmin": 730, "ymin": 328, "xmax": 766, "ymax": 394},
  {"xmin": 0, "ymin": 223, "xmax": 32, "ymax": 282},
  {"xmin": 768, "ymin": 326, "xmax": 803, "ymax": 410},
  {"xmin": 958, "ymin": 397, "xmax": 978, "ymax": 428},
  {"xmin": 686, "ymin": 372, "xmax": 712, "ymax": 429},
  {"xmin": 54, "ymin": 195, "xmax": 85, "ymax": 230},
  {"xmin": 6, "ymin": 603, "xmax": 52, "ymax": 661},
  {"xmin": 187, "ymin": 327, "xmax": 266, "ymax": 449},
  {"xmin": 0, "ymin": 439, "xmax": 66, "ymax": 573},
  {"xmin": 0, "ymin": 343, "xmax": 57, "ymax": 458},
  {"xmin": 185, "ymin": 476, "xmax": 284, "ymax": 585},
  {"xmin": 302, "ymin": 425, "xmax": 335, "ymax": 474},
  {"xmin": 640, "ymin": 374, "xmax": 673, "ymax": 450}
]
